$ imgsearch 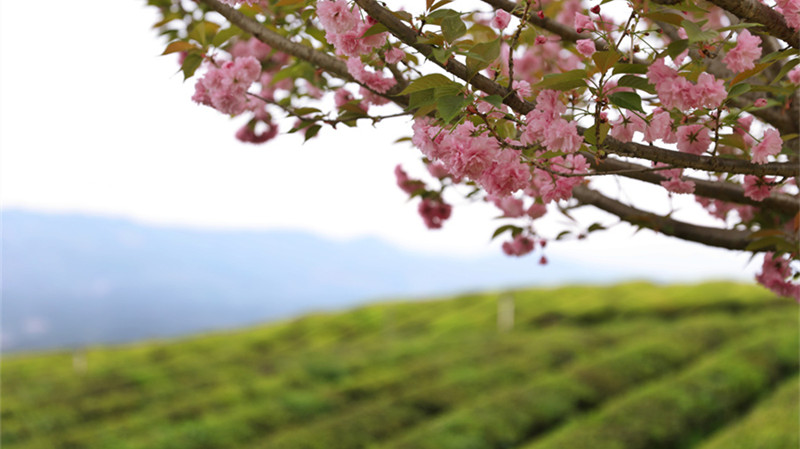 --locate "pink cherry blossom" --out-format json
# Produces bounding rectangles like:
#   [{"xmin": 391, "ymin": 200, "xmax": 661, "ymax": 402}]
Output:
[
  {"xmin": 689, "ymin": 73, "xmax": 727, "ymax": 110},
  {"xmin": 676, "ymin": 124, "xmax": 711, "ymax": 155},
  {"xmin": 346, "ymin": 58, "xmax": 397, "ymax": 93},
  {"xmin": 235, "ymin": 120, "xmax": 279, "ymax": 144},
  {"xmin": 395, "ymin": 165, "xmax": 425, "ymax": 195},
  {"xmin": 574, "ymin": 13, "xmax": 595, "ymax": 32},
  {"xmin": 513, "ymin": 80, "xmax": 532, "ymax": 99},
  {"xmin": 418, "ymin": 198, "xmax": 452, "ymax": 229},
  {"xmin": 385, "ymin": 47, "xmax": 405, "ymax": 64},
  {"xmin": 754, "ymin": 98, "xmax": 768, "ymax": 107},
  {"xmin": 610, "ymin": 112, "xmax": 646, "ymax": 143},
  {"xmin": 527, "ymin": 203, "xmax": 547, "ymax": 219},
  {"xmin": 502, "ymin": 234, "xmax": 536, "ymax": 256},
  {"xmin": 192, "ymin": 56, "xmax": 262, "ymax": 116},
  {"xmin": 743, "ymin": 175, "xmax": 773, "ymax": 201},
  {"xmin": 492, "ymin": 10, "xmax": 511, "ymax": 30},
  {"xmin": 661, "ymin": 177, "xmax": 695, "ymax": 194},
  {"xmin": 492, "ymin": 195, "xmax": 526, "ymax": 217},
  {"xmin": 316, "ymin": 0, "xmax": 360, "ymax": 35},
  {"xmin": 576, "ymin": 39, "xmax": 596, "ymax": 57},
  {"xmin": 542, "ymin": 119, "xmax": 582, "ymax": 153},
  {"xmin": 776, "ymin": 0, "xmax": 800, "ymax": 30},
  {"xmin": 723, "ymin": 29, "xmax": 762, "ymax": 72},
  {"xmin": 643, "ymin": 109, "xmax": 674, "ymax": 143},
  {"xmin": 756, "ymin": 253, "xmax": 800, "ymax": 300},
  {"xmin": 426, "ymin": 161, "xmax": 450, "ymax": 179},
  {"xmin": 751, "ymin": 128, "xmax": 783, "ymax": 164},
  {"xmin": 788, "ymin": 66, "xmax": 800, "ymax": 84}
]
